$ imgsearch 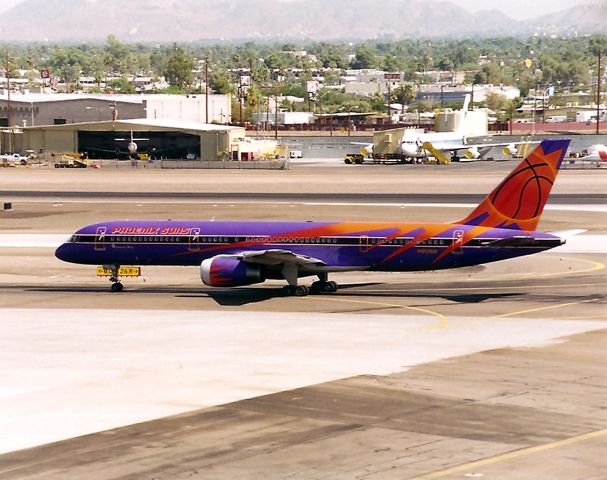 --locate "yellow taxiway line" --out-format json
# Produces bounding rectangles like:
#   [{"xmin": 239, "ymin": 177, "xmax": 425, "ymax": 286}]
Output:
[
  {"xmin": 411, "ymin": 427, "xmax": 607, "ymax": 480},
  {"xmin": 308, "ymin": 296, "xmax": 449, "ymax": 329},
  {"xmin": 490, "ymin": 298, "xmax": 601, "ymax": 319}
]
